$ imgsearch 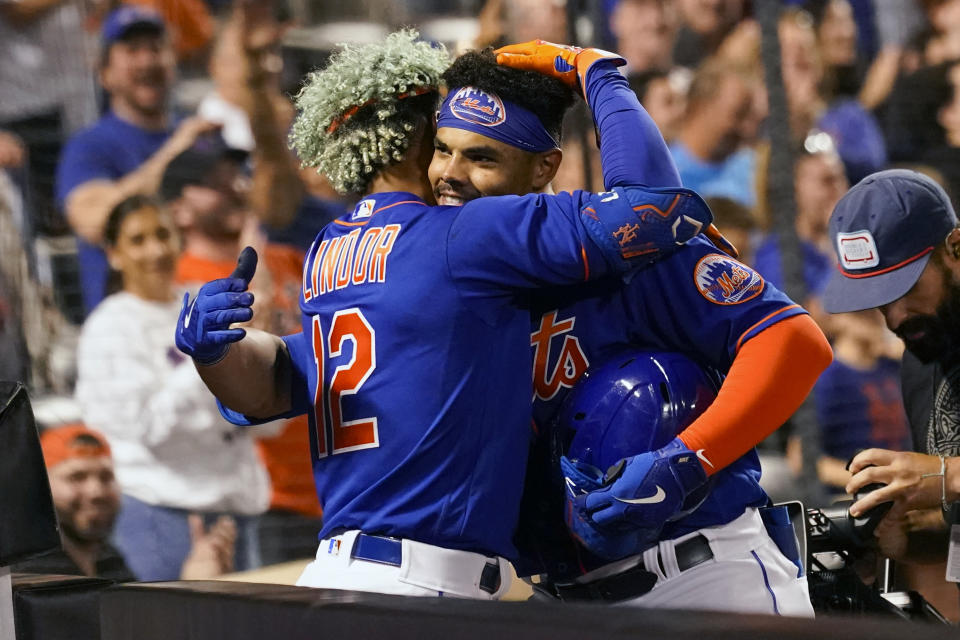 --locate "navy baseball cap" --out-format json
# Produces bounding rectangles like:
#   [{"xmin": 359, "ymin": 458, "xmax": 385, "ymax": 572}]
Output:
[
  {"xmin": 822, "ymin": 169, "xmax": 958, "ymax": 314},
  {"xmin": 160, "ymin": 135, "xmax": 249, "ymax": 202},
  {"xmin": 101, "ymin": 6, "xmax": 165, "ymax": 46}
]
